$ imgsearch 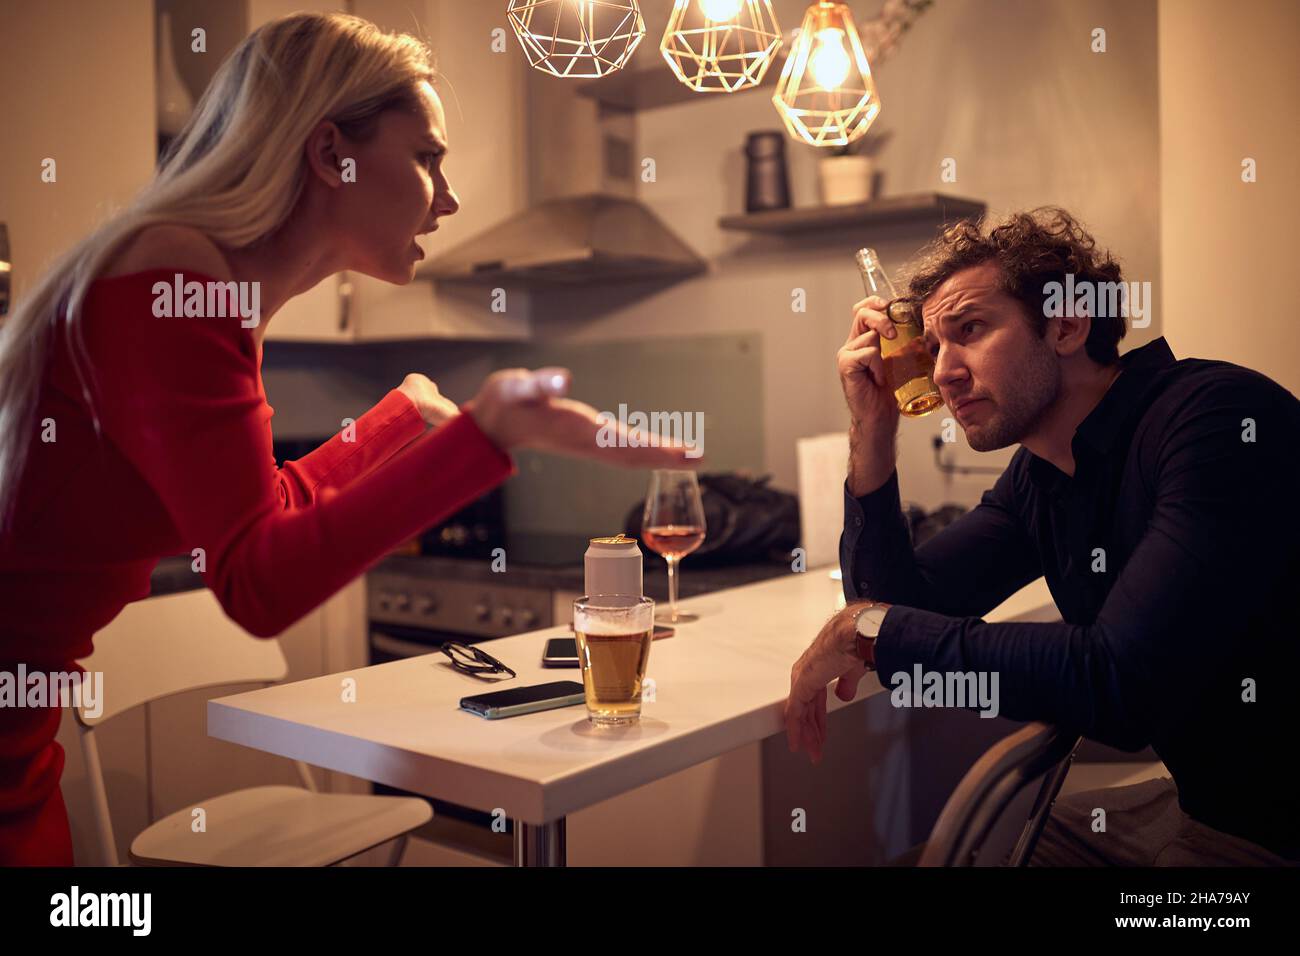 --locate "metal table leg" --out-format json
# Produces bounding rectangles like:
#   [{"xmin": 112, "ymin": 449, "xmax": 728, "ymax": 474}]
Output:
[{"xmin": 514, "ymin": 818, "xmax": 566, "ymax": 866}]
